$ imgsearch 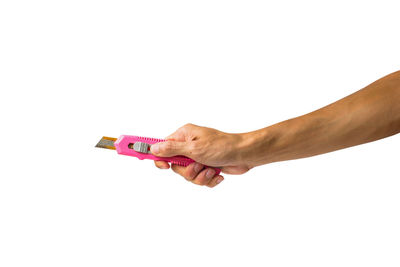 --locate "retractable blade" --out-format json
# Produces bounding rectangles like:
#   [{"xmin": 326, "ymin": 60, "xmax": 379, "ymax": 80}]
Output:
[{"xmin": 95, "ymin": 136, "xmax": 117, "ymax": 150}]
